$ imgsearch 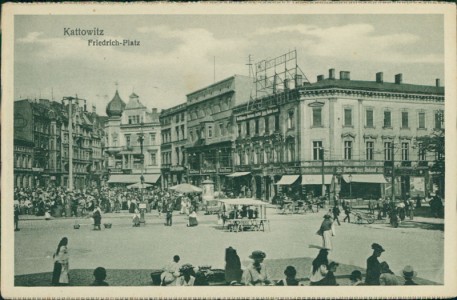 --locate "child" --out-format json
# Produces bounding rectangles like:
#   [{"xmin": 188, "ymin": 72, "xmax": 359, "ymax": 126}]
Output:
[
  {"xmin": 322, "ymin": 262, "xmax": 339, "ymax": 285},
  {"xmin": 350, "ymin": 270, "xmax": 364, "ymax": 286}
]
